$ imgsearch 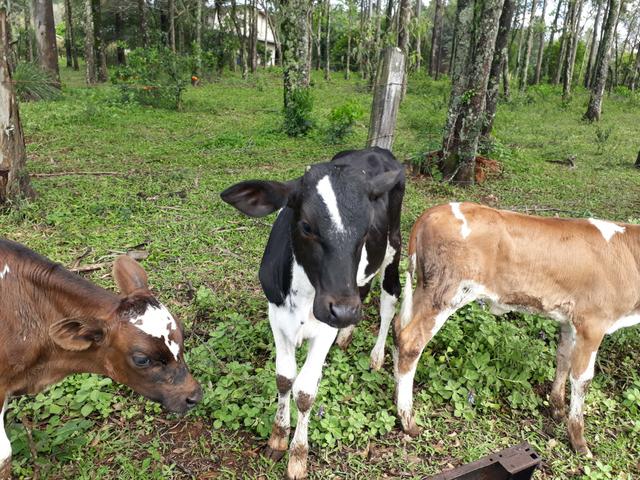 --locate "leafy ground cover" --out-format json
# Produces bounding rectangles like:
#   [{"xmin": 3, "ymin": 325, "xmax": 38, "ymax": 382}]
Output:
[{"xmin": 2, "ymin": 66, "xmax": 640, "ymax": 479}]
